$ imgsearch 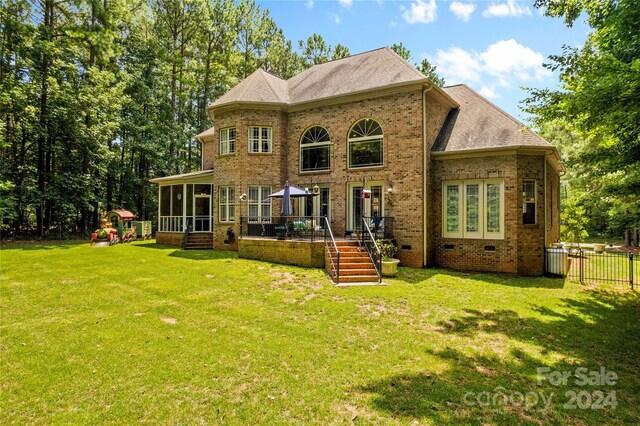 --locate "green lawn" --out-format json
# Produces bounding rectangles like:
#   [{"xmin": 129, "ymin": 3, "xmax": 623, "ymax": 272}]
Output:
[{"xmin": 1, "ymin": 240, "xmax": 638, "ymax": 425}]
